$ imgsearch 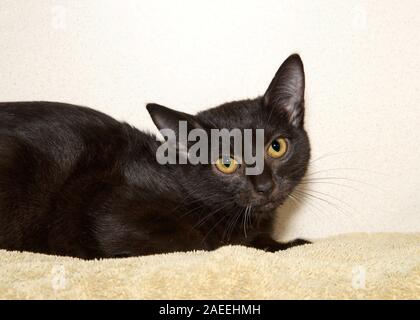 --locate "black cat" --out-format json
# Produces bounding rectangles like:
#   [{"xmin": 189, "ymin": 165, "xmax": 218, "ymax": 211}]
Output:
[{"xmin": 0, "ymin": 54, "xmax": 310, "ymax": 259}]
